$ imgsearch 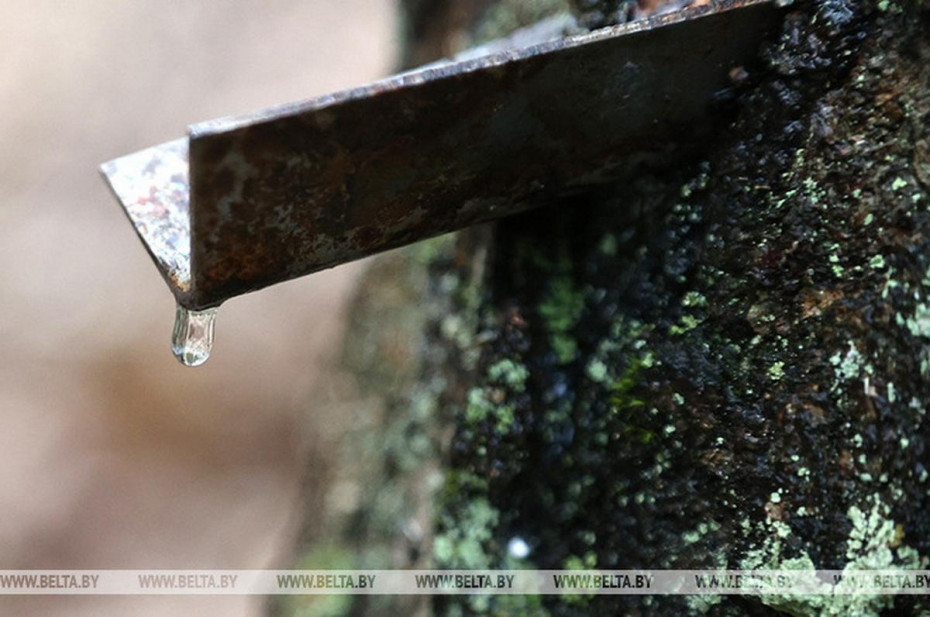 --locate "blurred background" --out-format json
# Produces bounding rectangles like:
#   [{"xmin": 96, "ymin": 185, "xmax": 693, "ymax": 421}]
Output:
[{"xmin": 0, "ymin": 1, "xmax": 397, "ymax": 614}]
